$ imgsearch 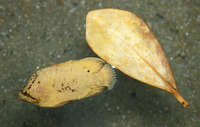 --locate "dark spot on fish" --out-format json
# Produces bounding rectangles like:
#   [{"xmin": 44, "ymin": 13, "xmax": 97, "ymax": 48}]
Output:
[
  {"xmin": 52, "ymin": 84, "xmax": 55, "ymax": 87},
  {"xmin": 30, "ymin": 72, "xmax": 38, "ymax": 85},
  {"xmin": 57, "ymin": 90, "xmax": 62, "ymax": 93},
  {"xmin": 87, "ymin": 70, "xmax": 90, "ymax": 72},
  {"xmin": 28, "ymin": 84, "xmax": 32, "ymax": 90},
  {"xmin": 21, "ymin": 91, "xmax": 37, "ymax": 101},
  {"xmin": 38, "ymin": 81, "xmax": 40, "ymax": 84}
]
